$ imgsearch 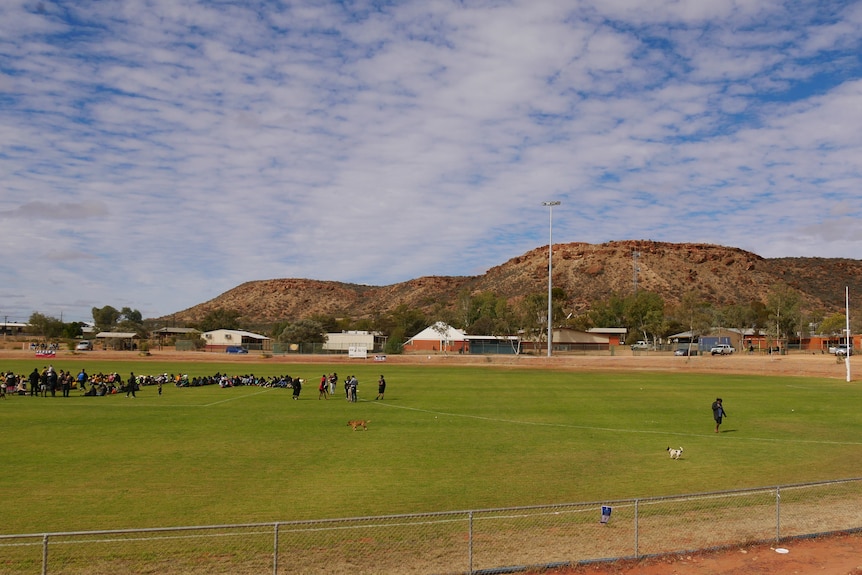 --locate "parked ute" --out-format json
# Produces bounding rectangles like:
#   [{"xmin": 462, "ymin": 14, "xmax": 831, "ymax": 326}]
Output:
[
  {"xmin": 710, "ymin": 344, "xmax": 734, "ymax": 355},
  {"xmin": 630, "ymin": 341, "xmax": 651, "ymax": 350},
  {"xmin": 75, "ymin": 340, "xmax": 93, "ymax": 351},
  {"xmin": 834, "ymin": 345, "xmax": 853, "ymax": 356}
]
